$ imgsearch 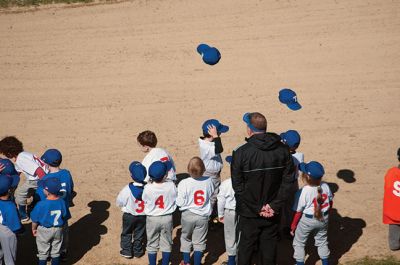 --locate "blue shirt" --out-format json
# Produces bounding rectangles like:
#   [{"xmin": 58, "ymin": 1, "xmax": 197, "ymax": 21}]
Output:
[
  {"xmin": 36, "ymin": 169, "xmax": 74, "ymax": 207},
  {"xmin": 0, "ymin": 199, "xmax": 22, "ymax": 233},
  {"xmin": 31, "ymin": 198, "xmax": 69, "ymax": 228}
]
